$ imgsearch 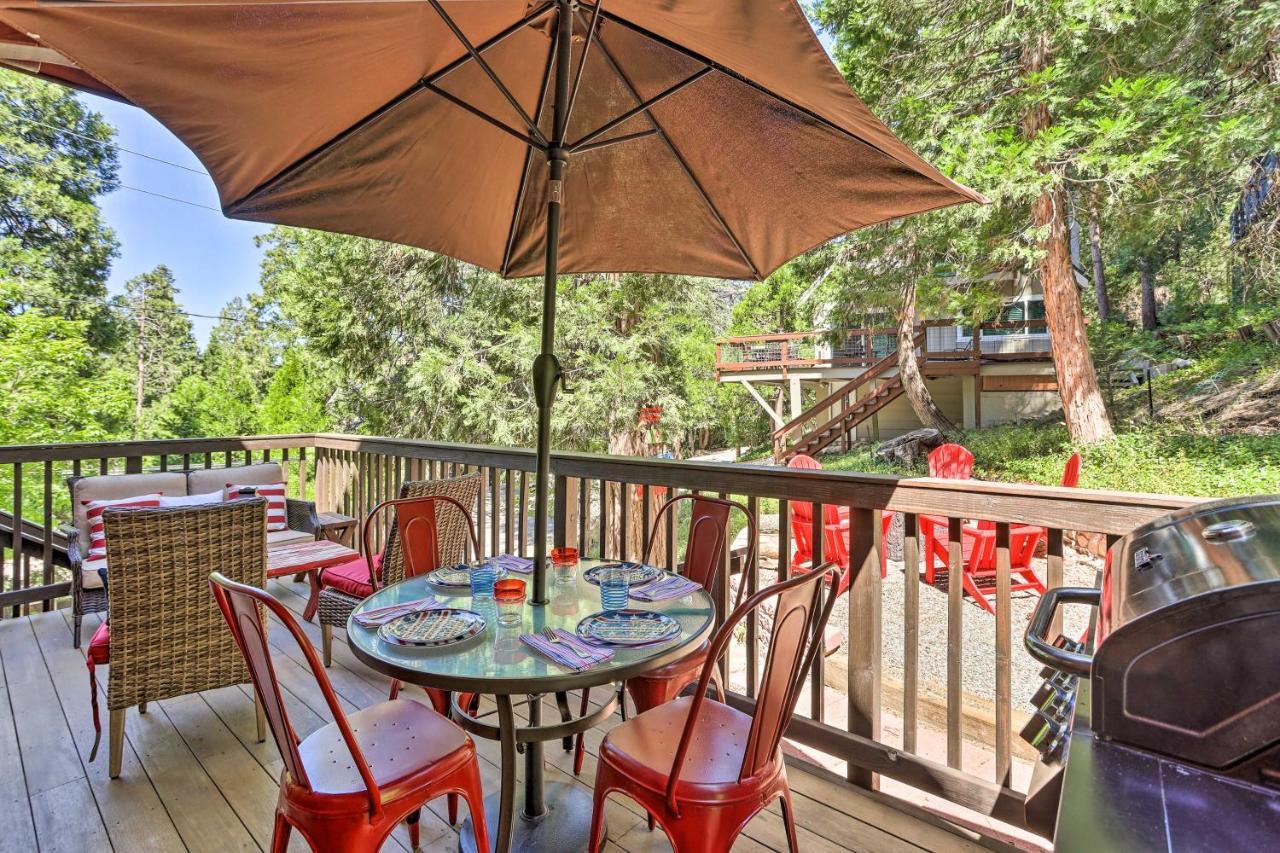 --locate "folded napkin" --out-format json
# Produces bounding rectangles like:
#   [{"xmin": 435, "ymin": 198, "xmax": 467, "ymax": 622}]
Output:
[
  {"xmin": 630, "ymin": 574, "xmax": 702, "ymax": 602},
  {"xmin": 521, "ymin": 628, "xmax": 613, "ymax": 672},
  {"xmin": 492, "ymin": 554, "xmax": 535, "ymax": 574},
  {"xmin": 353, "ymin": 596, "xmax": 443, "ymax": 627}
]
